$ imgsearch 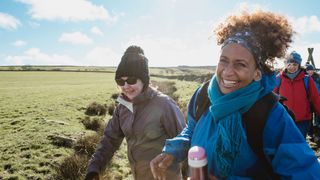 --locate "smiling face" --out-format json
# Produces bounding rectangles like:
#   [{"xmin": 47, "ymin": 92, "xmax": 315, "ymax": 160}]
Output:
[
  {"xmin": 286, "ymin": 62, "xmax": 299, "ymax": 73},
  {"xmin": 118, "ymin": 77, "xmax": 144, "ymax": 101},
  {"xmin": 216, "ymin": 43, "xmax": 262, "ymax": 94}
]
